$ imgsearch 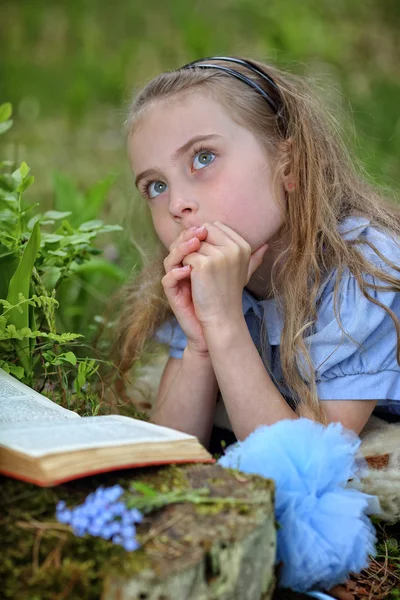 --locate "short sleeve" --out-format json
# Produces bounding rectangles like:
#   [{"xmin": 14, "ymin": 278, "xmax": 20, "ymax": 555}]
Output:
[
  {"xmin": 154, "ymin": 318, "xmax": 188, "ymax": 359},
  {"xmin": 304, "ymin": 257, "xmax": 400, "ymax": 411}
]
